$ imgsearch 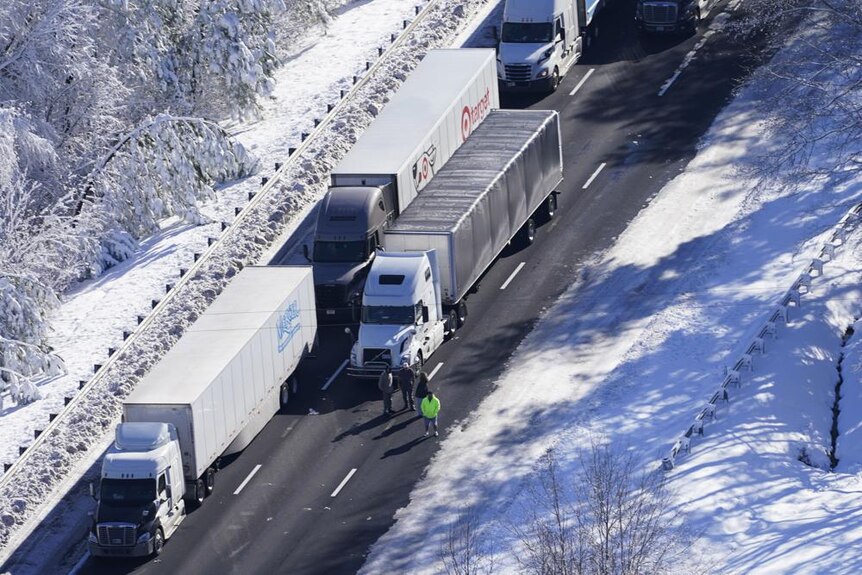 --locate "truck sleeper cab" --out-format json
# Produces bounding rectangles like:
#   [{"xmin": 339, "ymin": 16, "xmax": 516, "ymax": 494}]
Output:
[
  {"xmin": 311, "ymin": 186, "xmax": 390, "ymax": 322},
  {"xmin": 347, "ymin": 252, "xmax": 445, "ymax": 378},
  {"xmin": 89, "ymin": 423, "xmax": 186, "ymax": 558}
]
